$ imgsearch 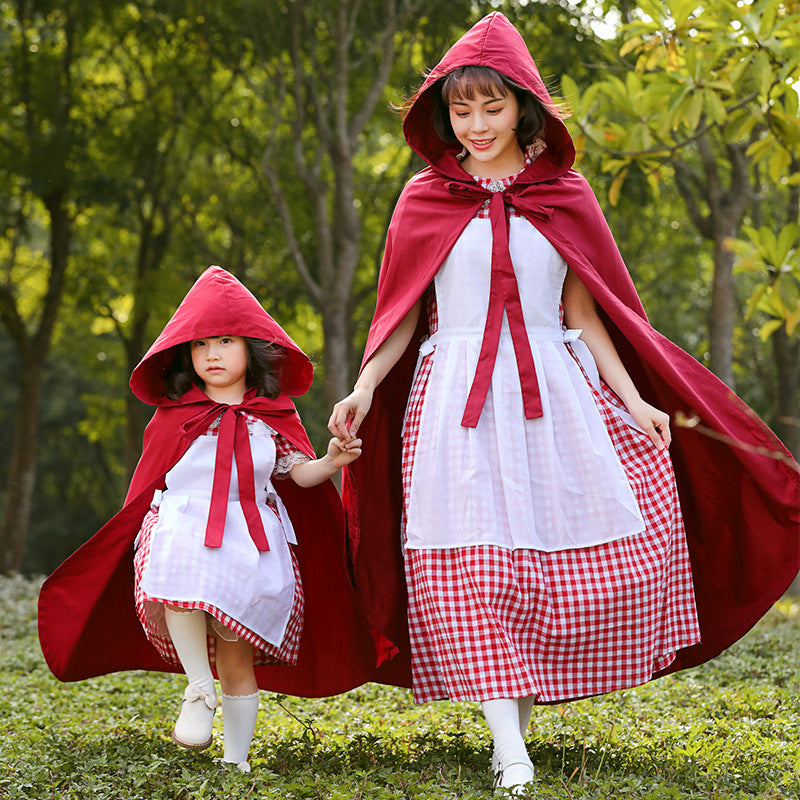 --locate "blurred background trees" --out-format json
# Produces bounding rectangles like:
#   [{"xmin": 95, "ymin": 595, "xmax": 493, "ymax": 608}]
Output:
[{"xmin": 1, "ymin": 0, "xmax": 797, "ymax": 575}]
